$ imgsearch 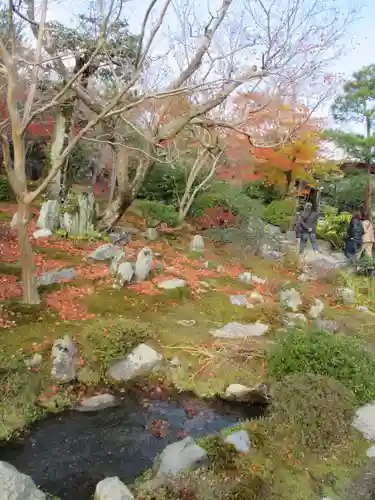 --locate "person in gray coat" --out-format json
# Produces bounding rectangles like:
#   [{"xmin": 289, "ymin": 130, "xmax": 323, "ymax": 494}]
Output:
[{"xmin": 299, "ymin": 202, "xmax": 318, "ymax": 254}]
